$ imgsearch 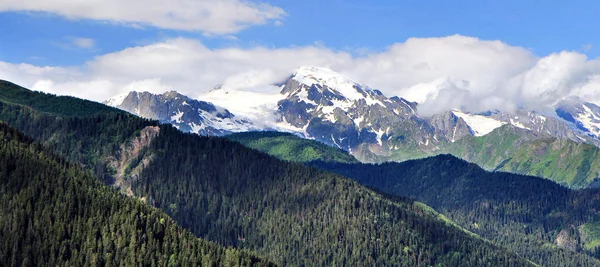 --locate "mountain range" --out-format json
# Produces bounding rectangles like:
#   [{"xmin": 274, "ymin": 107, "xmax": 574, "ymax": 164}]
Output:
[
  {"xmin": 4, "ymin": 77, "xmax": 600, "ymax": 265},
  {"xmin": 105, "ymin": 66, "xmax": 600, "ymax": 188},
  {"xmin": 1, "ymin": 79, "xmax": 540, "ymax": 266}
]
